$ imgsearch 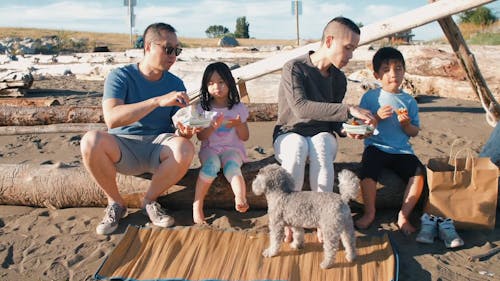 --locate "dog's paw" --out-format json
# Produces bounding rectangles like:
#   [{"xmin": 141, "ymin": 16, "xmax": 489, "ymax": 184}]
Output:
[
  {"xmin": 345, "ymin": 252, "xmax": 356, "ymax": 262},
  {"xmin": 320, "ymin": 260, "xmax": 334, "ymax": 269},
  {"xmin": 290, "ymin": 241, "xmax": 303, "ymax": 250},
  {"xmin": 262, "ymin": 248, "xmax": 277, "ymax": 258}
]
